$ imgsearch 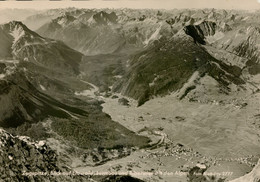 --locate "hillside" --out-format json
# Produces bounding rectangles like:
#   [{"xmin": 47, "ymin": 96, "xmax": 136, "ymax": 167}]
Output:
[
  {"xmin": 0, "ymin": 21, "xmax": 83, "ymax": 74},
  {"xmin": 0, "ymin": 21, "xmax": 150, "ymax": 167},
  {"xmin": 113, "ymin": 30, "xmax": 245, "ymax": 106}
]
